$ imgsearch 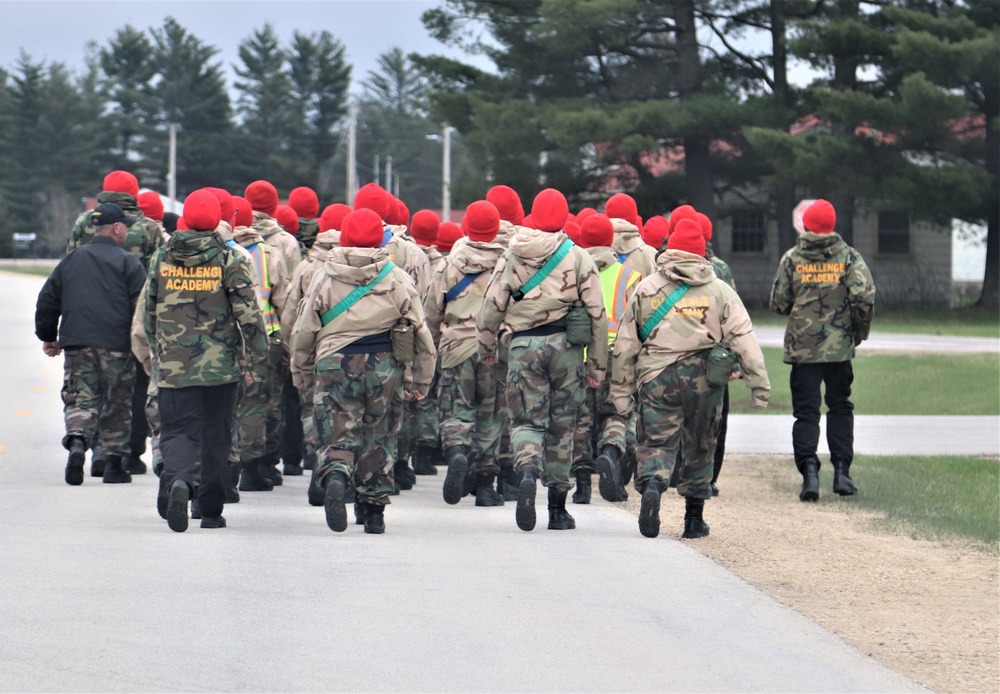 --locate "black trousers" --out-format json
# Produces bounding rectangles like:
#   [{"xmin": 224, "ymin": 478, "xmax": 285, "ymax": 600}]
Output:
[
  {"xmin": 159, "ymin": 383, "xmax": 238, "ymax": 518},
  {"xmin": 790, "ymin": 361, "xmax": 854, "ymax": 469},
  {"xmin": 280, "ymin": 372, "xmax": 303, "ymax": 465},
  {"xmin": 130, "ymin": 368, "xmax": 151, "ymax": 456},
  {"xmin": 711, "ymin": 385, "xmax": 729, "ymax": 484}
]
